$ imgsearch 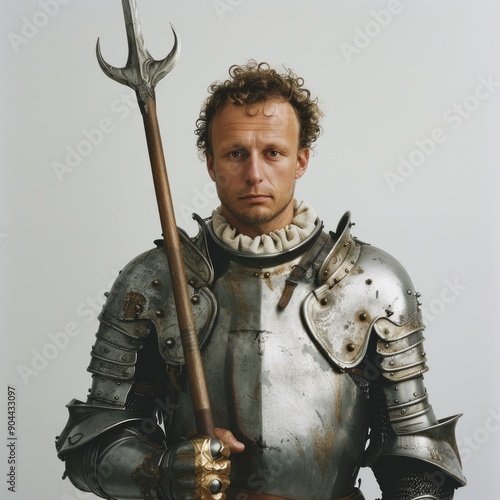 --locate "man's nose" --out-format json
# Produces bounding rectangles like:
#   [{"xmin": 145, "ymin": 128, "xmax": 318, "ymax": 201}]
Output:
[{"xmin": 245, "ymin": 154, "xmax": 264, "ymax": 185}]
